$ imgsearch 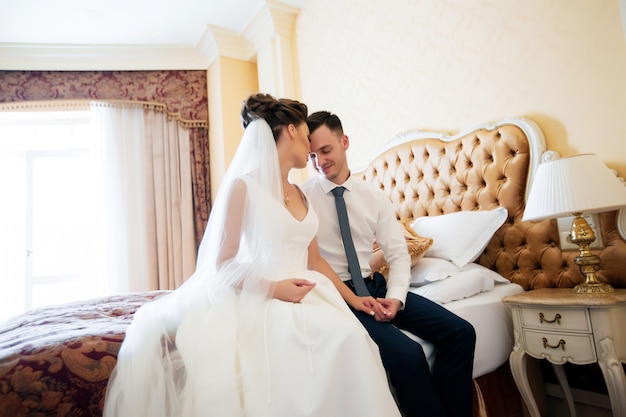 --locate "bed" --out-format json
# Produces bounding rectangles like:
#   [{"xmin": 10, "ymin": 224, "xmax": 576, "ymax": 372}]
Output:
[
  {"xmin": 2, "ymin": 117, "xmax": 626, "ymax": 417},
  {"xmin": 353, "ymin": 116, "xmax": 626, "ymax": 416}
]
